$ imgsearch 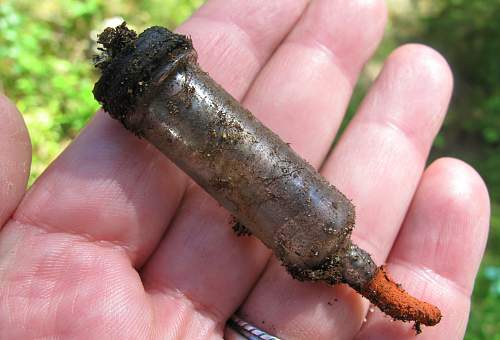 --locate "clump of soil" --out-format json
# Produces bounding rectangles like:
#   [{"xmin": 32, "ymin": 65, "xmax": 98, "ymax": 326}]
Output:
[
  {"xmin": 93, "ymin": 22, "xmax": 192, "ymax": 134},
  {"xmin": 93, "ymin": 22, "xmax": 137, "ymax": 69}
]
